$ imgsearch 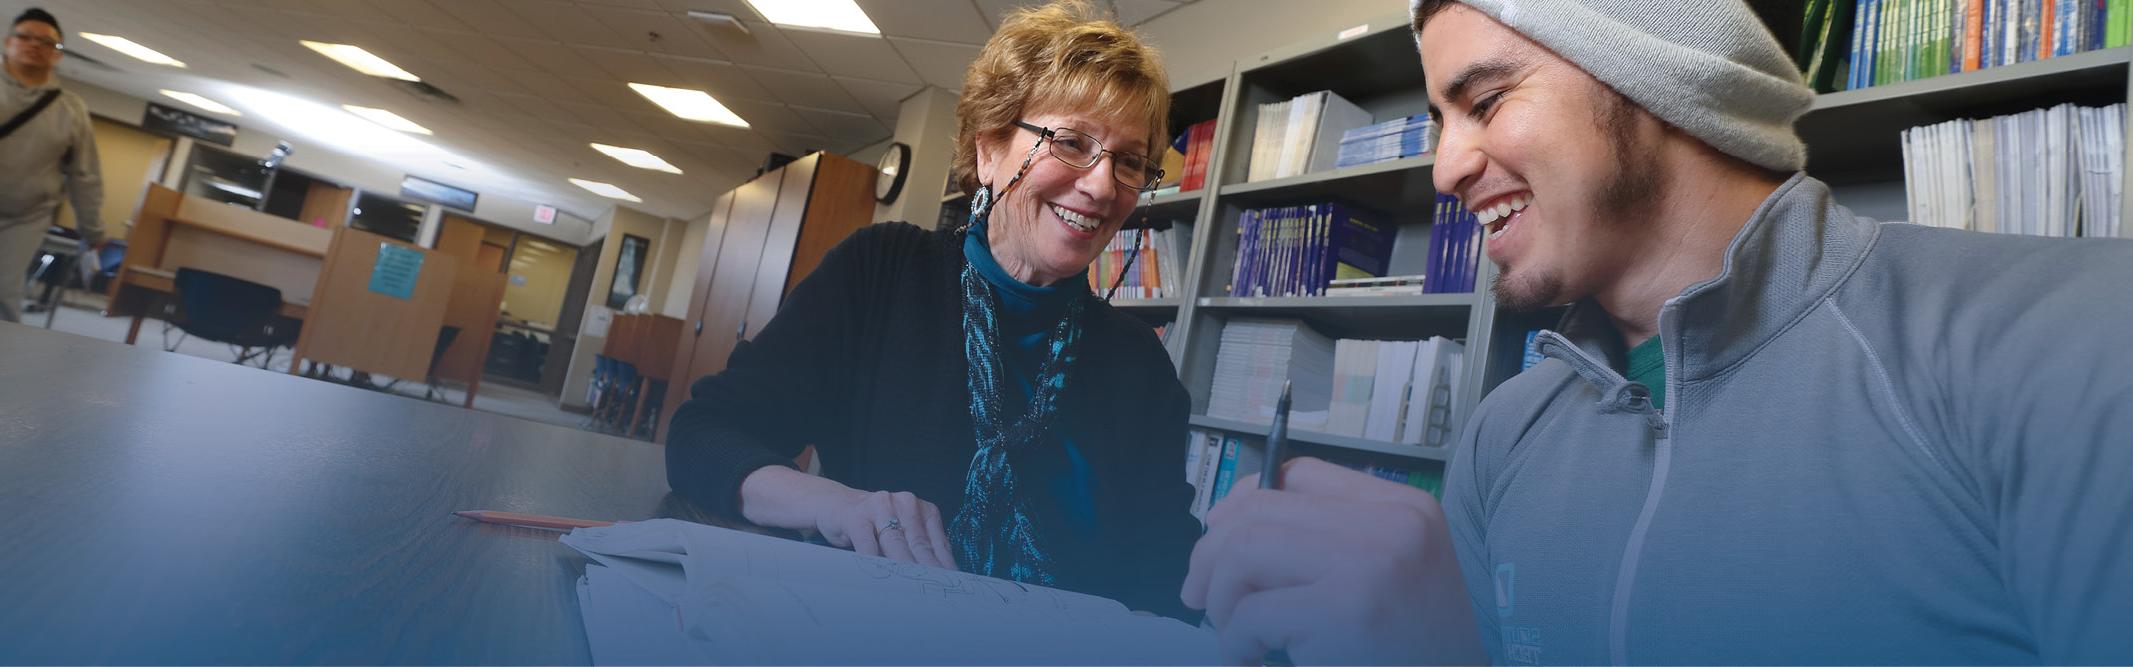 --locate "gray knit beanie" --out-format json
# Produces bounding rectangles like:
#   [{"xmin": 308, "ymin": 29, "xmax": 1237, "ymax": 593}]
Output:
[{"xmin": 1411, "ymin": 0, "xmax": 1814, "ymax": 173}]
